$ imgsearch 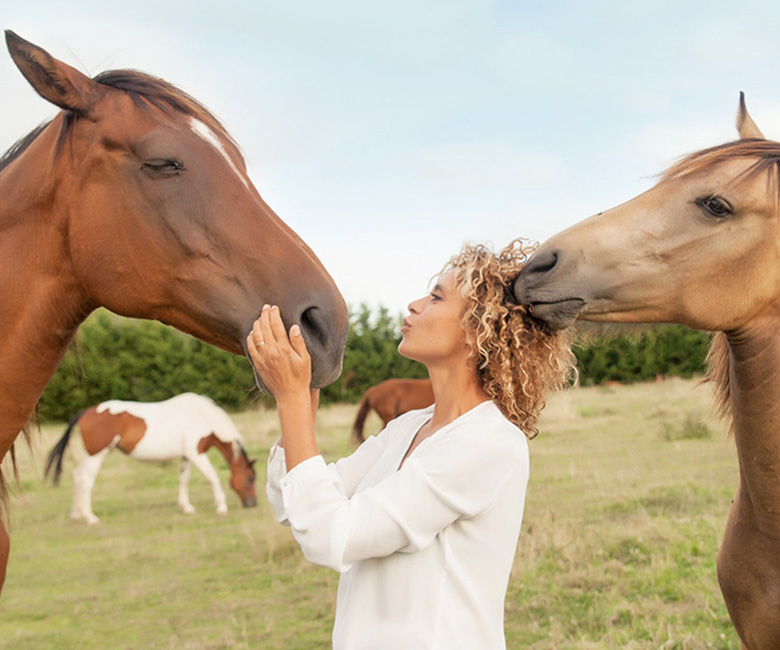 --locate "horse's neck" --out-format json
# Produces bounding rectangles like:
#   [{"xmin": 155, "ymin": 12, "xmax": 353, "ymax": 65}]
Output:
[
  {"xmin": 0, "ymin": 172, "xmax": 91, "ymax": 459},
  {"xmin": 726, "ymin": 319, "xmax": 780, "ymax": 519}
]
